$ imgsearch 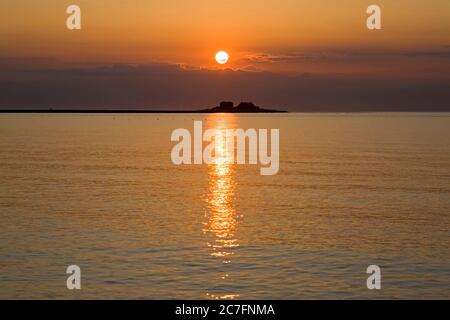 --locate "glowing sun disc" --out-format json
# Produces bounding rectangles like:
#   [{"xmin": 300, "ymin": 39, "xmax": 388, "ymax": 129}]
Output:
[{"xmin": 215, "ymin": 51, "xmax": 229, "ymax": 65}]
